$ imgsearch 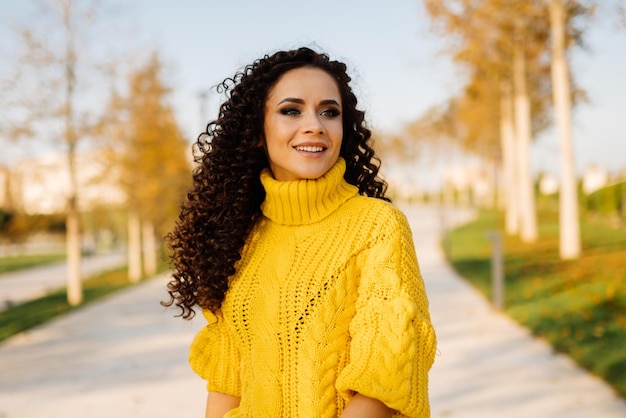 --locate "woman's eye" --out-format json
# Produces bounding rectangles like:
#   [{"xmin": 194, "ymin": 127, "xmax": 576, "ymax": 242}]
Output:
[
  {"xmin": 280, "ymin": 108, "xmax": 300, "ymax": 116},
  {"xmin": 321, "ymin": 108, "xmax": 340, "ymax": 118}
]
